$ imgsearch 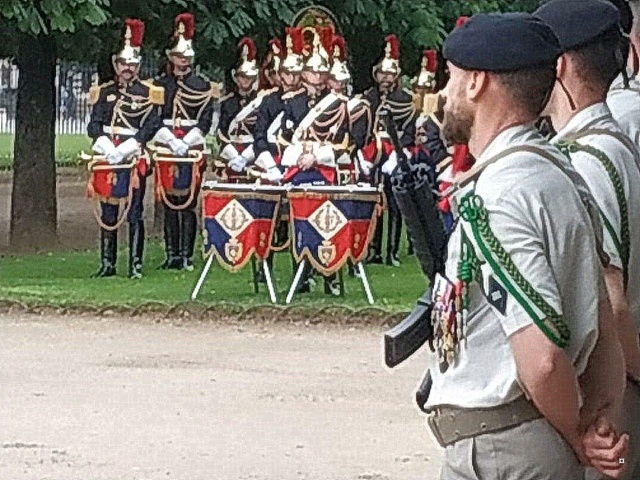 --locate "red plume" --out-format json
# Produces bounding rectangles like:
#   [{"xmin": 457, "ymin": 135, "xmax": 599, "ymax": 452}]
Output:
[
  {"xmin": 319, "ymin": 26, "xmax": 334, "ymax": 55},
  {"xmin": 175, "ymin": 13, "xmax": 195, "ymax": 40},
  {"xmin": 385, "ymin": 34, "xmax": 400, "ymax": 60},
  {"xmin": 424, "ymin": 49, "xmax": 437, "ymax": 73},
  {"xmin": 332, "ymin": 35, "xmax": 347, "ymax": 61},
  {"xmin": 269, "ymin": 38, "xmax": 283, "ymax": 56},
  {"xmin": 238, "ymin": 37, "xmax": 257, "ymax": 61},
  {"xmin": 286, "ymin": 27, "xmax": 304, "ymax": 54},
  {"xmin": 456, "ymin": 16, "xmax": 469, "ymax": 28},
  {"xmin": 125, "ymin": 19, "xmax": 144, "ymax": 48}
]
